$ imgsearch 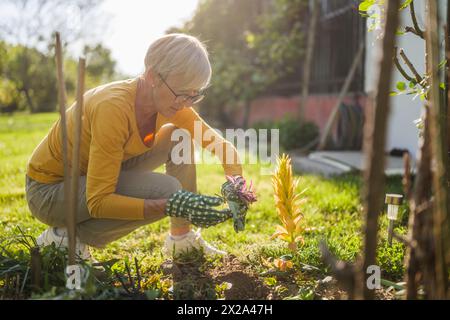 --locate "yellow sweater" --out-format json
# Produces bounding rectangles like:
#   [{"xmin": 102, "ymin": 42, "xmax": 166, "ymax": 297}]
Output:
[{"xmin": 27, "ymin": 78, "xmax": 242, "ymax": 220}]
